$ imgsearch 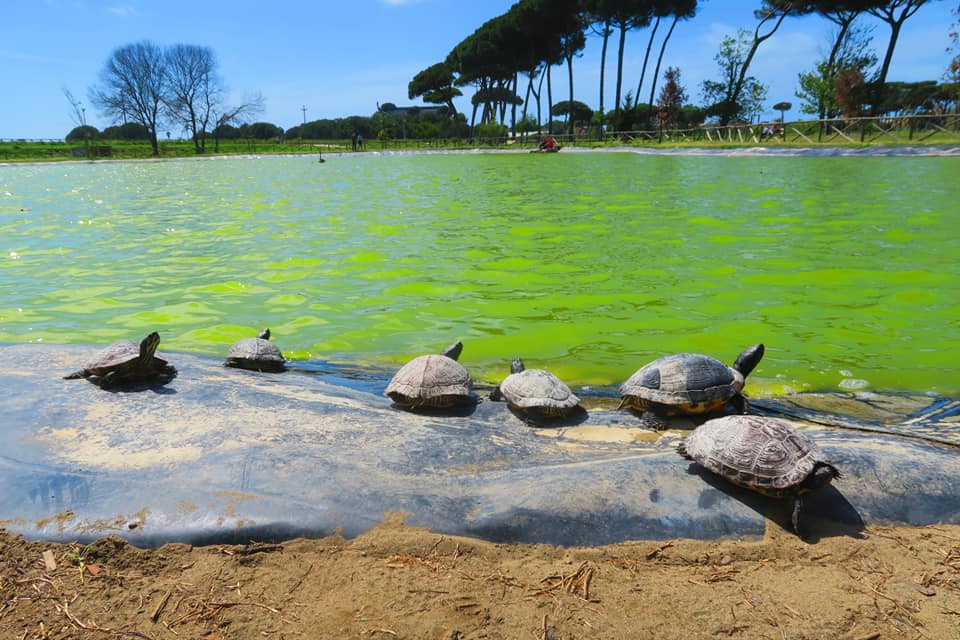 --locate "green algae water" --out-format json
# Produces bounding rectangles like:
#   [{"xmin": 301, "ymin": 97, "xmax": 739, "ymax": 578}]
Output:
[{"xmin": 1, "ymin": 152, "xmax": 958, "ymax": 395}]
